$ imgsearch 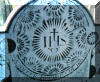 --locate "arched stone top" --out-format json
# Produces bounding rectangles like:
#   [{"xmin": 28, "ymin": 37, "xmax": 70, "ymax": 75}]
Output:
[{"xmin": 5, "ymin": 0, "xmax": 95, "ymax": 80}]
